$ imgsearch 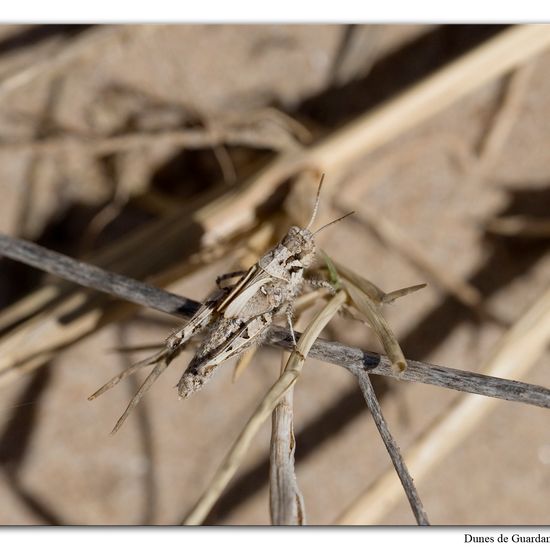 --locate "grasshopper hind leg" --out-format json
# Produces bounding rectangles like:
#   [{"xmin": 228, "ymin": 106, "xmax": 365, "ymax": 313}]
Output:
[
  {"xmin": 177, "ymin": 356, "xmax": 214, "ymax": 399},
  {"xmin": 176, "ymin": 317, "xmax": 262, "ymax": 399},
  {"xmin": 176, "ymin": 340, "xmax": 241, "ymax": 399}
]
